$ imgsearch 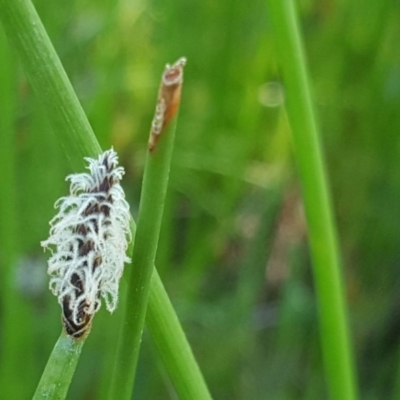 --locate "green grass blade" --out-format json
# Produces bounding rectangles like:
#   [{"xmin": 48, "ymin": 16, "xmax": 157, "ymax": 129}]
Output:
[
  {"xmin": 107, "ymin": 59, "xmax": 209, "ymax": 400},
  {"xmin": 147, "ymin": 269, "xmax": 212, "ymax": 400},
  {"xmin": 266, "ymin": 1, "xmax": 359, "ymax": 399},
  {"xmin": 0, "ymin": 1, "xmax": 210, "ymax": 399},
  {"xmin": 32, "ymin": 332, "xmax": 85, "ymax": 400},
  {"xmin": 0, "ymin": 0, "xmax": 101, "ymax": 169}
]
